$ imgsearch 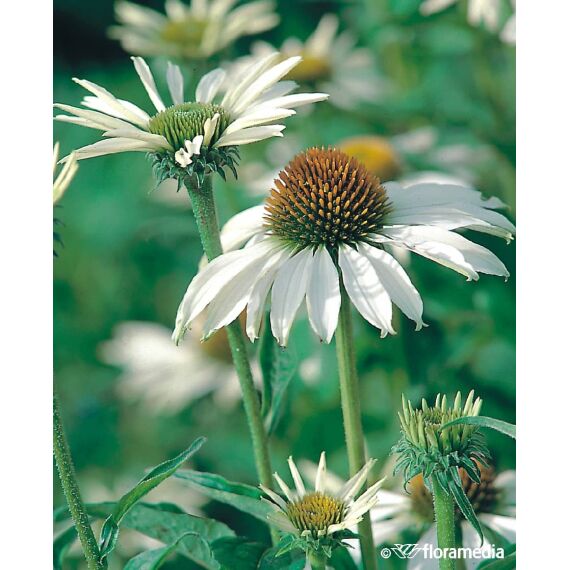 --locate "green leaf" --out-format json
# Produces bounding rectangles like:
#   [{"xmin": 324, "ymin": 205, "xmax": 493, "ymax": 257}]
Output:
[
  {"xmin": 447, "ymin": 471, "xmax": 484, "ymax": 544},
  {"xmin": 55, "ymin": 502, "xmax": 232, "ymax": 569},
  {"xmin": 174, "ymin": 469, "xmax": 274, "ymax": 523},
  {"xmin": 53, "ymin": 525, "xmax": 78, "ymax": 569},
  {"xmin": 210, "ymin": 537, "xmax": 267, "ymax": 570},
  {"xmin": 99, "ymin": 437, "xmax": 206, "ymax": 563},
  {"xmin": 439, "ymin": 417, "xmax": 516, "ymax": 439},
  {"xmin": 329, "ymin": 546, "xmax": 359, "ymax": 569},
  {"xmin": 257, "ymin": 546, "xmax": 306, "ymax": 569},
  {"xmin": 476, "ymin": 551, "xmax": 516, "ymax": 569},
  {"xmin": 259, "ymin": 314, "xmax": 297, "ymax": 433},
  {"xmin": 124, "ymin": 532, "xmax": 211, "ymax": 570}
]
